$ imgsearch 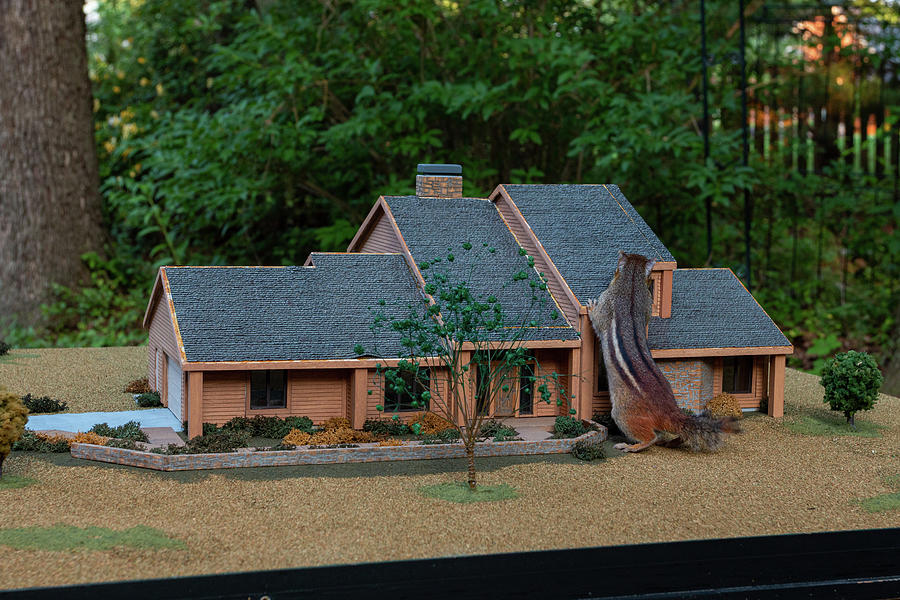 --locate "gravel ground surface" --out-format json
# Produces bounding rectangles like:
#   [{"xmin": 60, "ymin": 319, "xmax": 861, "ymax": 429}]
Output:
[
  {"xmin": 0, "ymin": 347, "xmax": 146, "ymax": 413},
  {"xmin": 1, "ymin": 350, "xmax": 898, "ymax": 590}
]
